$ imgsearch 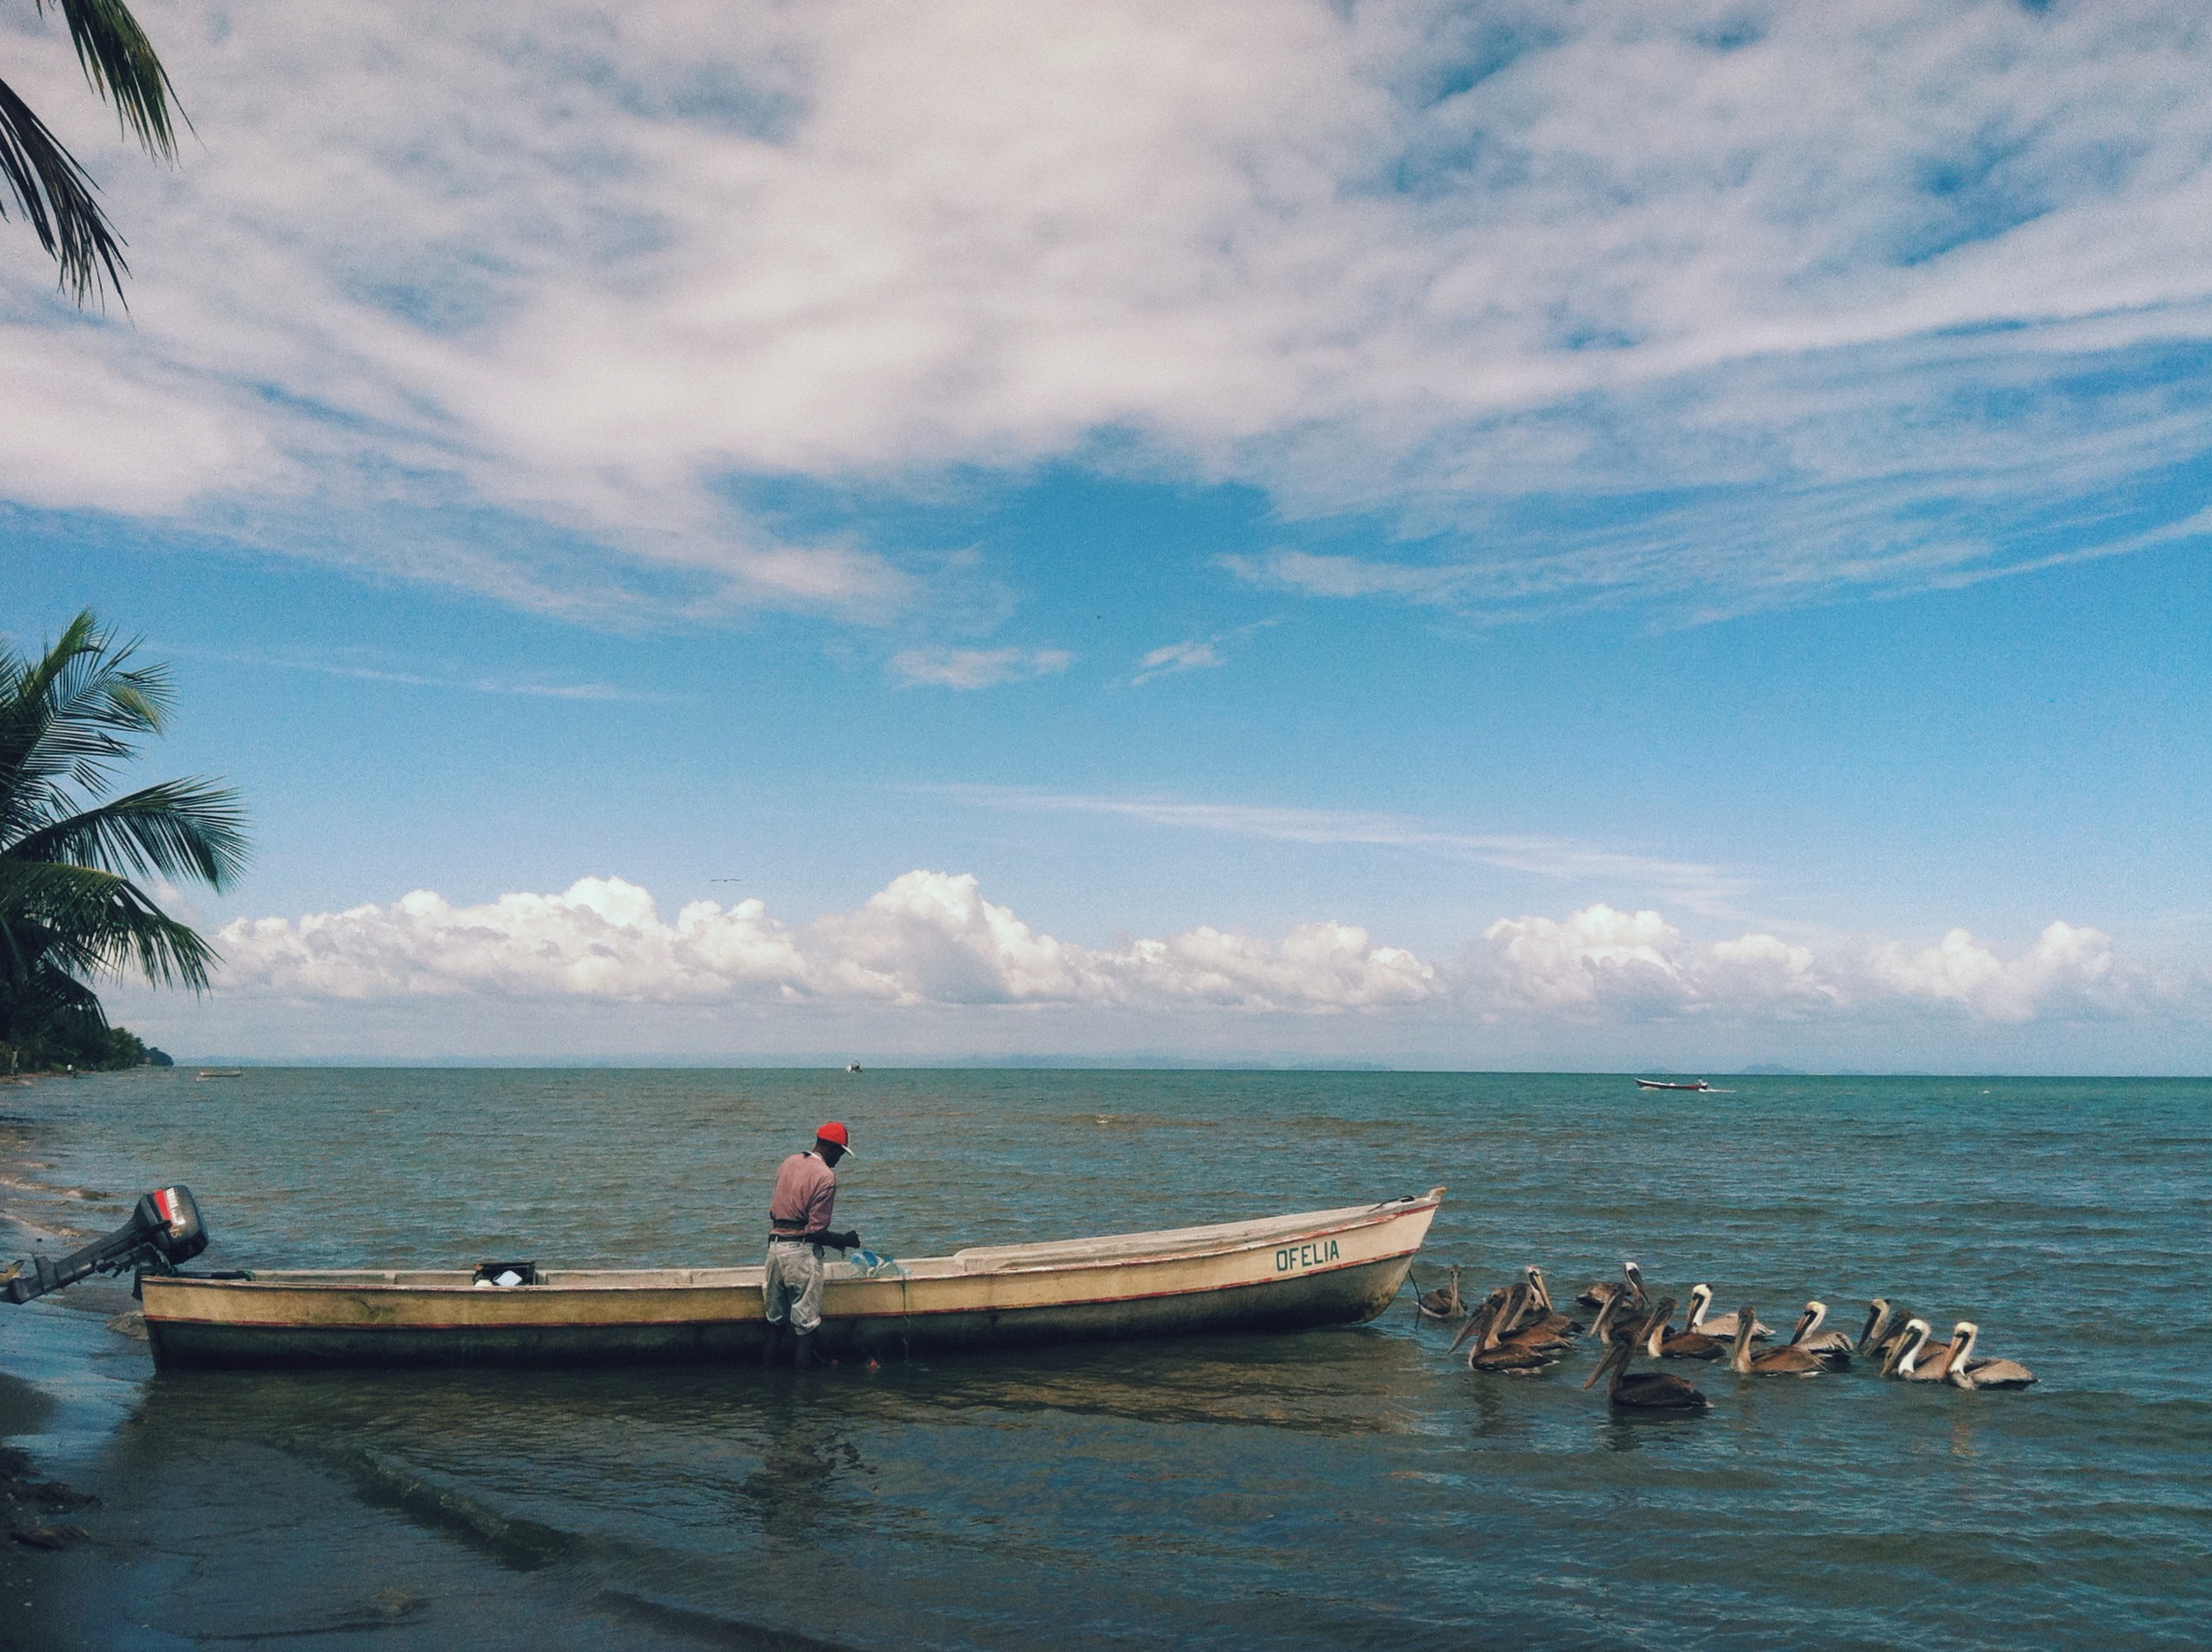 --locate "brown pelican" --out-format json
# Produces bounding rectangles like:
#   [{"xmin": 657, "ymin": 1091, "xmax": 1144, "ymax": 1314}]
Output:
[
  {"xmin": 1786, "ymin": 1302, "xmax": 1854, "ymax": 1369},
  {"xmin": 1641, "ymin": 1297, "xmax": 1728, "ymax": 1362},
  {"xmin": 1856, "ymin": 1299, "xmax": 1897, "ymax": 1354},
  {"xmin": 1575, "ymin": 1260, "xmax": 1647, "ymax": 1311},
  {"xmin": 1941, "ymin": 1322, "xmax": 2038, "ymax": 1390},
  {"xmin": 1880, "ymin": 1318, "xmax": 1958, "ymax": 1382},
  {"xmin": 1460, "ymin": 1286, "xmax": 1564, "ymax": 1374},
  {"xmin": 1415, "ymin": 1266, "xmax": 1465, "ymax": 1322},
  {"xmin": 1584, "ymin": 1327, "xmax": 1712, "ymax": 1412},
  {"xmin": 1685, "ymin": 1285, "xmax": 1771, "ymax": 1341},
  {"xmin": 1729, "ymin": 1305, "xmax": 1829, "ymax": 1377},
  {"xmin": 1514, "ymin": 1267, "xmax": 1584, "ymax": 1341},
  {"xmin": 1447, "ymin": 1287, "xmax": 1512, "ymax": 1355}
]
